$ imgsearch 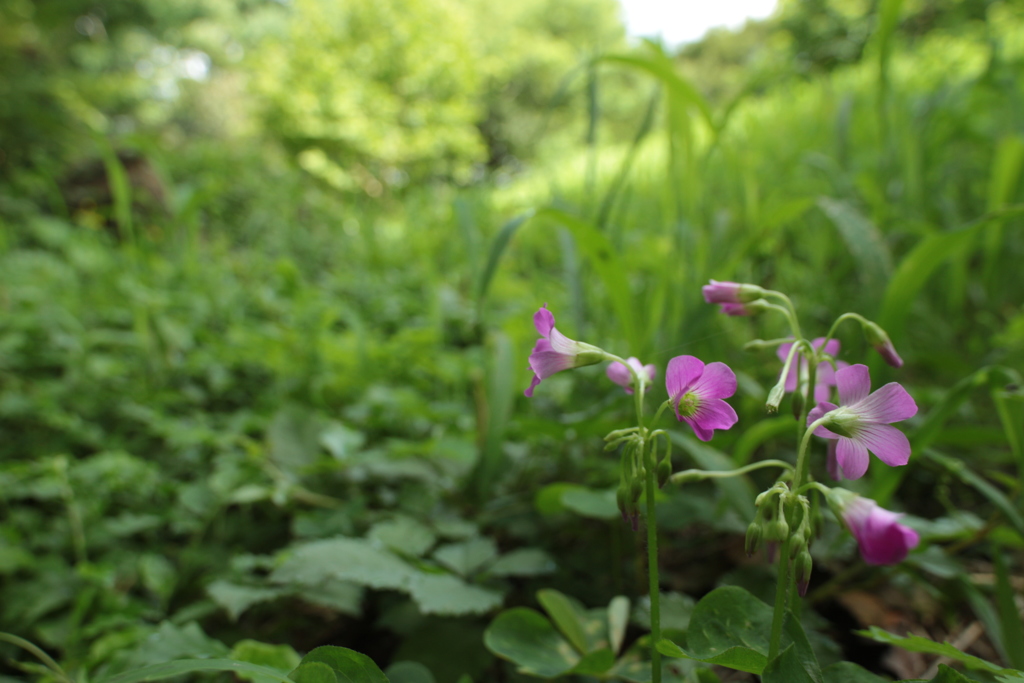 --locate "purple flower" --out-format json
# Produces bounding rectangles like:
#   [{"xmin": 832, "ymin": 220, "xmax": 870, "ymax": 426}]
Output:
[
  {"xmin": 841, "ymin": 496, "xmax": 920, "ymax": 565},
  {"xmin": 701, "ymin": 280, "xmax": 764, "ymax": 304},
  {"xmin": 720, "ymin": 302, "xmax": 754, "ymax": 316},
  {"xmin": 524, "ymin": 305, "xmax": 603, "ymax": 397},
  {"xmin": 666, "ymin": 355, "xmax": 738, "ymax": 442},
  {"xmin": 606, "ymin": 357, "xmax": 657, "ymax": 395},
  {"xmin": 807, "ymin": 364, "xmax": 917, "ymax": 480},
  {"xmin": 777, "ymin": 337, "xmax": 849, "ymax": 404},
  {"xmin": 864, "ymin": 321, "xmax": 904, "ymax": 368}
]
